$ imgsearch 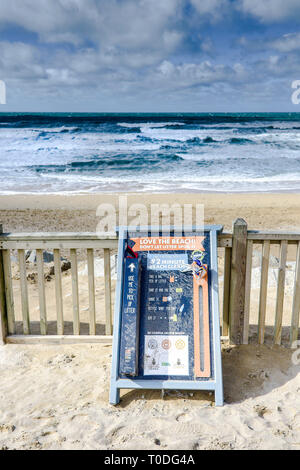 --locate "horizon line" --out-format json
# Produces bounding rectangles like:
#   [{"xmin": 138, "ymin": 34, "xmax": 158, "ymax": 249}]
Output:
[{"xmin": 1, "ymin": 111, "xmax": 300, "ymax": 115}]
